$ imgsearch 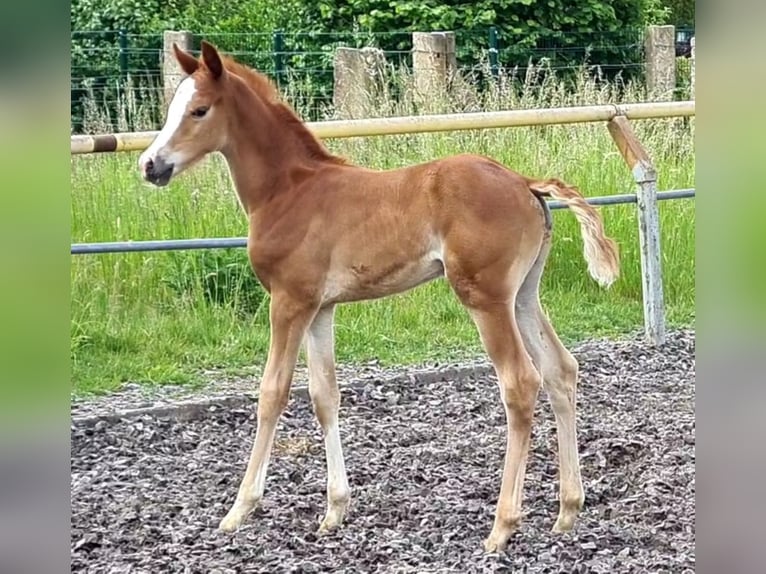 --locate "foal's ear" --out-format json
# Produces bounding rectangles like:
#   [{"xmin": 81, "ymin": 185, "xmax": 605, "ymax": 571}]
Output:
[
  {"xmin": 200, "ymin": 41, "xmax": 225, "ymax": 81},
  {"xmin": 173, "ymin": 43, "xmax": 199, "ymax": 76}
]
